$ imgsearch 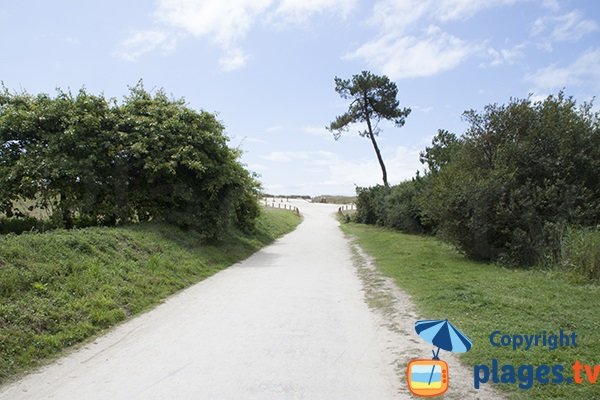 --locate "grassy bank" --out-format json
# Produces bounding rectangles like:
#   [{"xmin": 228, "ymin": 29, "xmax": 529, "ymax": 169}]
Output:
[
  {"xmin": 0, "ymin": 208, "xmax": 301, "ymax": 384},
  {"xmin": 341, "ymin": 222, "xmax": 600, "ymax": 399}
]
